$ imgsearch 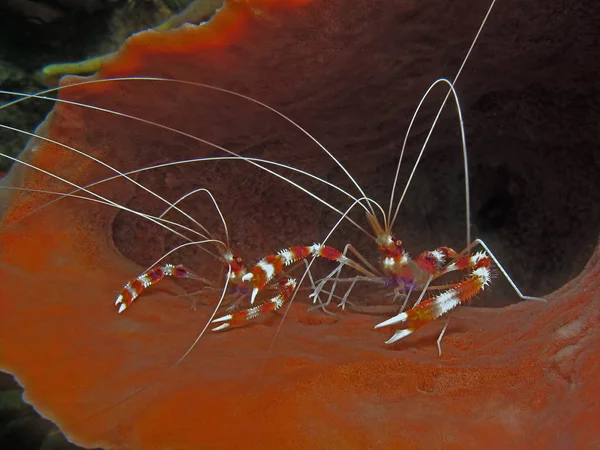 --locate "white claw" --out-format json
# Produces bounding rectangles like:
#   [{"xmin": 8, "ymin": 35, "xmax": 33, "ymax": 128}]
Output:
[
  {"xmin": 115, "ymin": 294, "xmax": 123, "ymax": 306},
  {"xmin": 374, "ymin": 312, "xmax": 408, "ymax": 329},
  {"xmin": 117, "ymin": 303, "xmax": 126, "ymax": 313},
  {"xmin": 212, "ymin": 323, "xmax": 230, "ymax": 332},
  {"xmin": 212, "ymin": 314, "xmax": 233, "ymax": 323},
  {"xmin": 211, "ymin": 314, "xmax": 233, "ymax": 331},
  {"xmin": 308, "ymin": 292, "xmax": 320, "ymax": 304},
  {"xmin": 384, "ymin": 329, "xmax": 413, "ymax": 344},
  {"xmin": 250, "ymin": 287, "xmax": 259, "ymax": 305}
]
